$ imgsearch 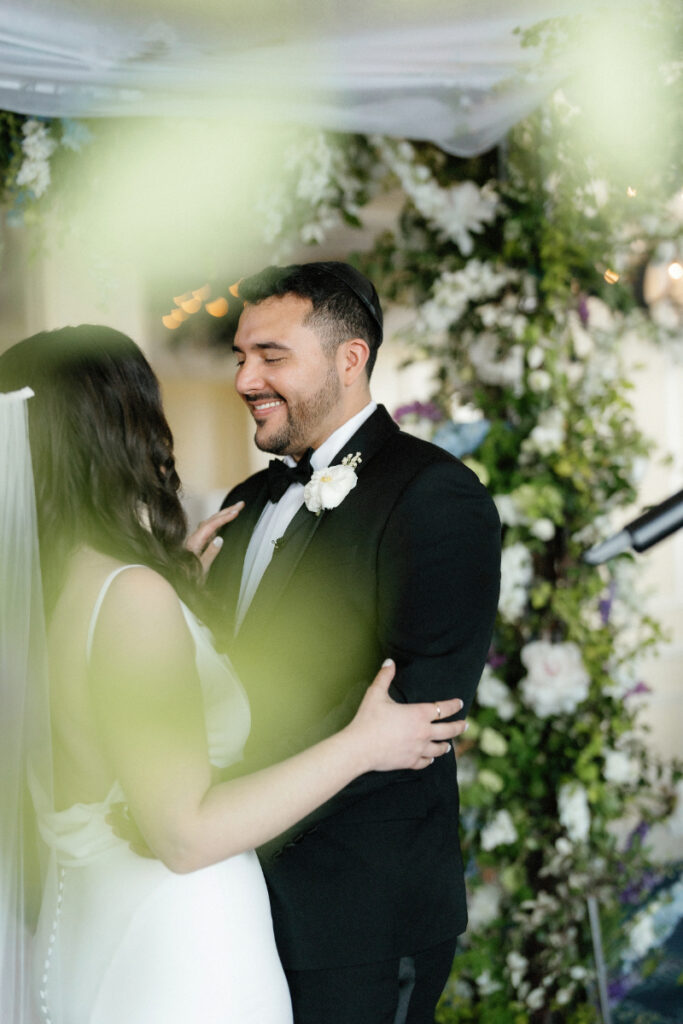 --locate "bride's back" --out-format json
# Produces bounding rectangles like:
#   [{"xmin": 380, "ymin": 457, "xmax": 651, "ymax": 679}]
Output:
[{"xmin": 47, "ymin": 547, "xmax": 130, "ymax": 811}]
